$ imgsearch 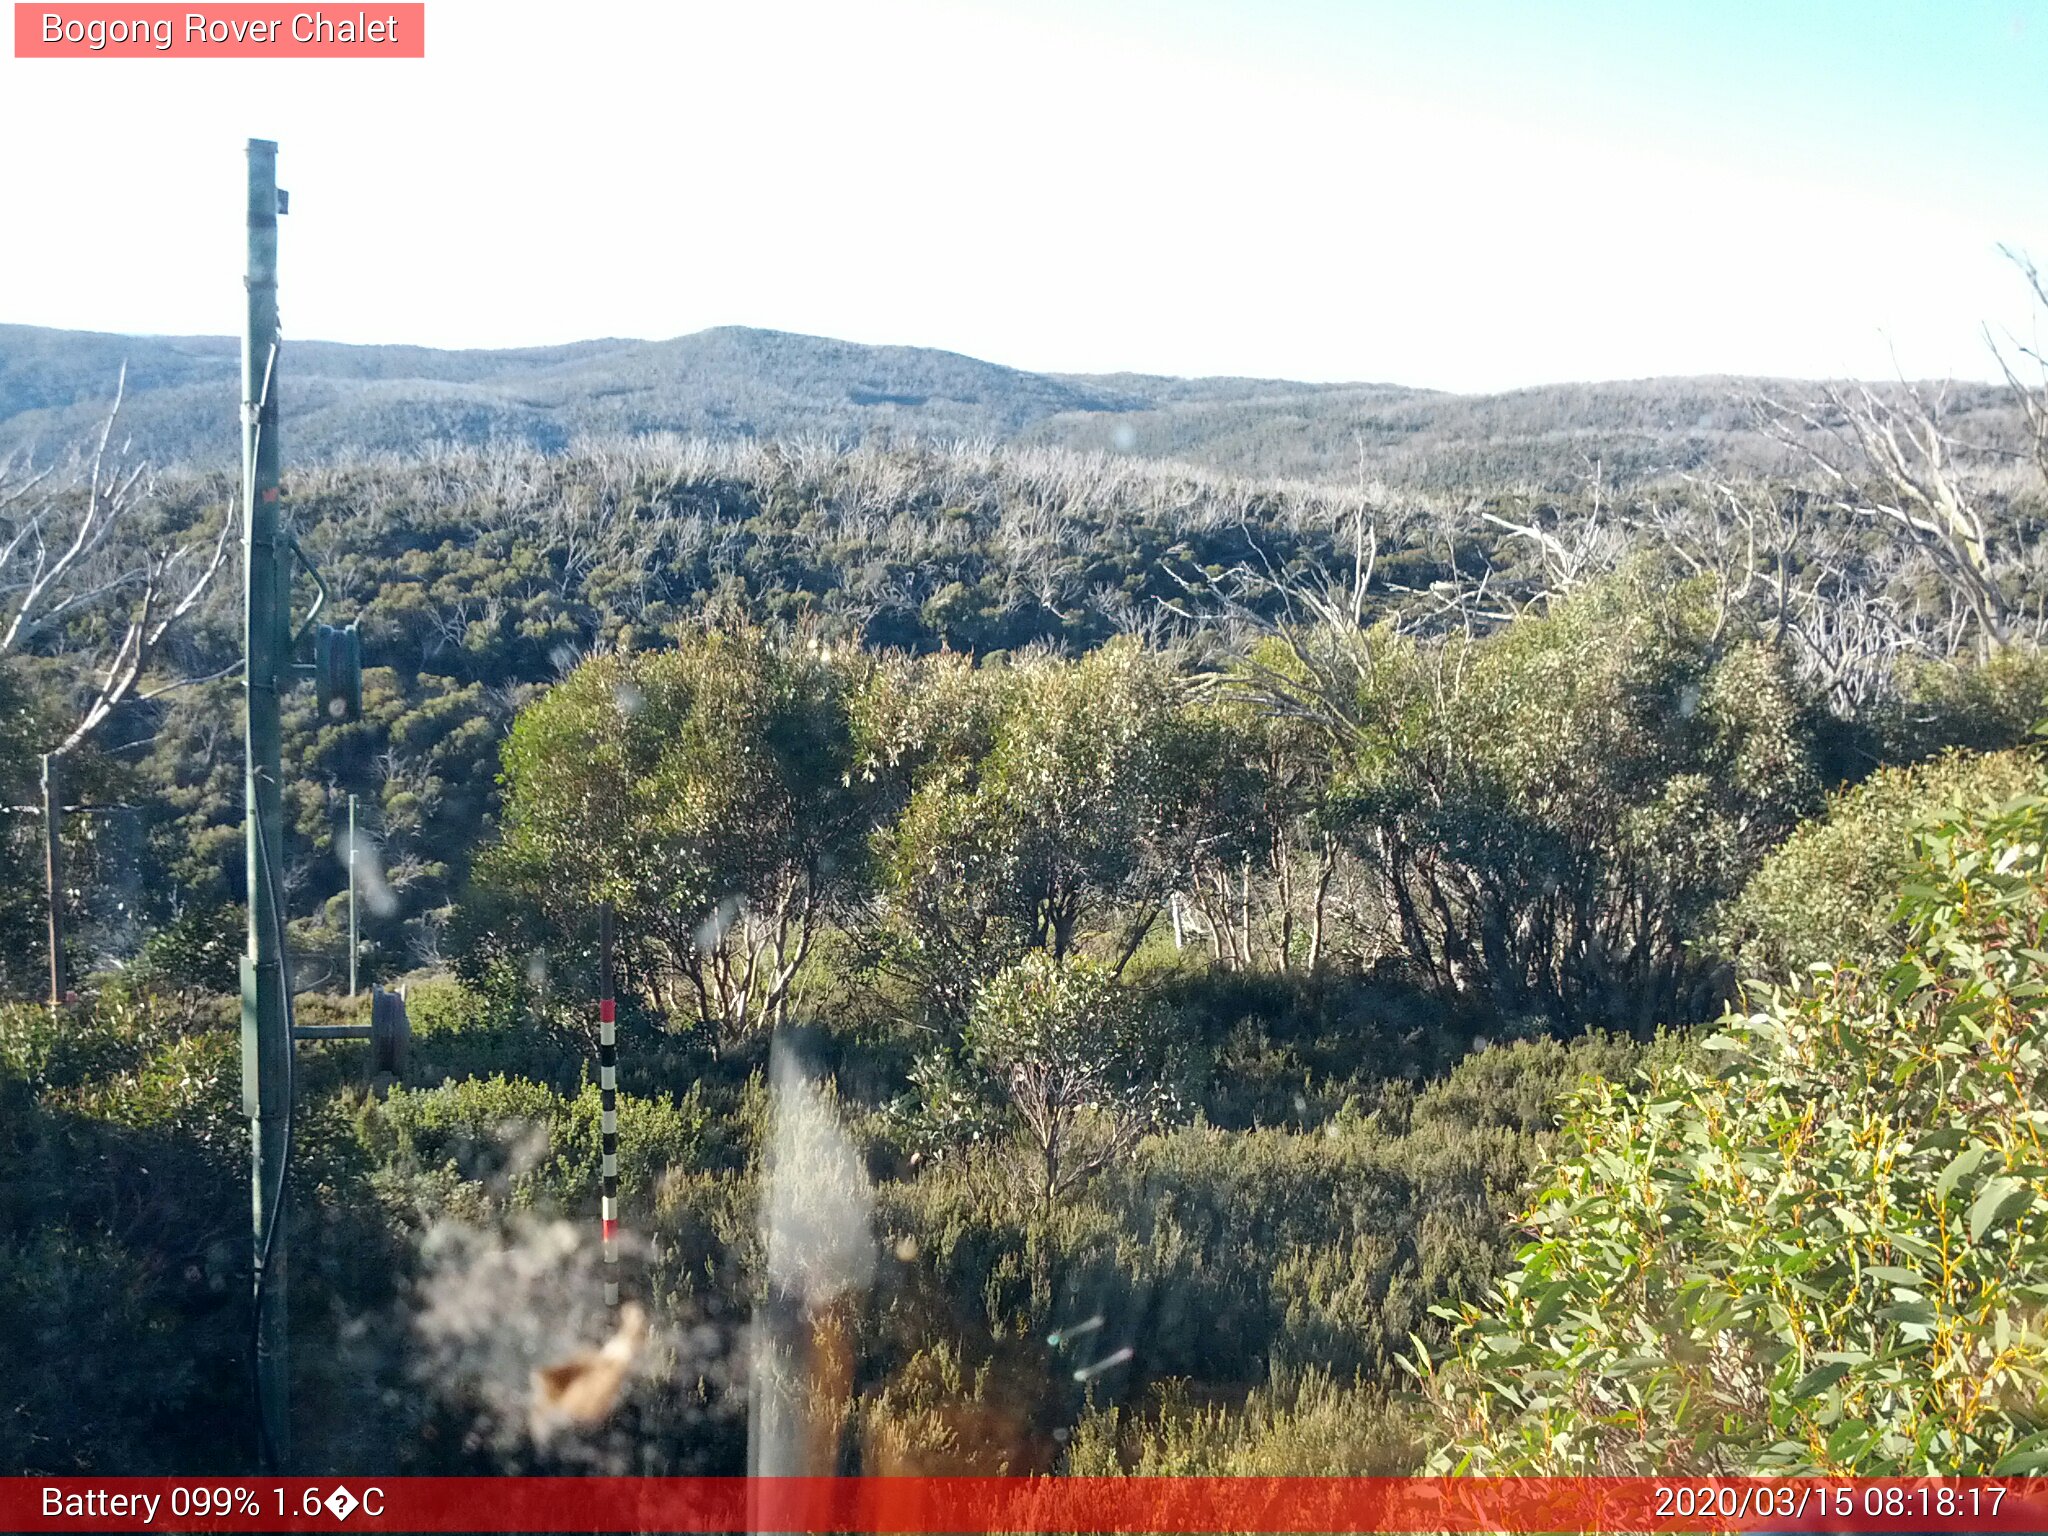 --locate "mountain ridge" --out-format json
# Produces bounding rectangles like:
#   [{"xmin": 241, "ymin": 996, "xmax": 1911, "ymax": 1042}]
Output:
[{"xmin": 0, "ymin": 321, "xmax": 2014, "ymax": 489}]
